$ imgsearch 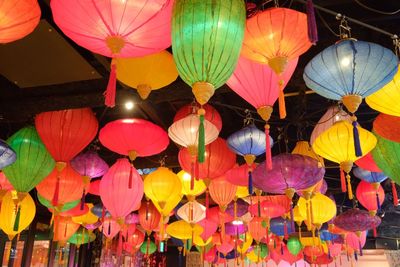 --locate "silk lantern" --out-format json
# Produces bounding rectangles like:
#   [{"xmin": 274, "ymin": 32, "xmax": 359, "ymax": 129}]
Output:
[
  {"xmin": 100, "ymin": 159, "xmax": 143, "ymax": 220},
  {"xmin": 355, "ymin": 152, "xmax": 382, "ymax": 173},
  {"xmin": 270, "ymin": 217, "xmax": 294, "ymax": 237},
  {"xmin": 177, "ymin": 170, "xmax": 206, "ymax": 201},
  {"xmin": 115, "ymin": 50, "xmax": 178, "ymax": 99},
  {"xmin": 53, "ymin": 216, "xmax": 80, "ymax": 244},
  {"xmin": 346, "ymin": 231, "xmax": 367, "ymax": 253},
  {"xmin": 0, "ymin": 140, "xmax": 16, "ymax": 169},
  {"xmin": 172, "ymin": 0, "xmax": 245, "ymax": 162},
  {"xmin": 248, "ymin": 217, "xmax": 266, "ymax": 243},
  {"xmin": 71, "ymin": 151, "xmax": 109, "ymax": 179},
  {"xmin": 72, "ymin": 204, "xmax": 98, "ymax": 226},
  {"xmin": 298, "ymin": 193, "xmax": 336, "ymax": 230},
  {"xmin": 0, "ymin": 0, "xmax": 40, "ymax": 43},
  {"xmin": 312, "ymin": 121, "xmax": 376, "ymax": 199},
  {"xmin": 197, "ymin": 218, "xmax": 218, "ymax": 241},
  {"xmin": 0, "ymin": 191, "xmax": 35, "ymax": 239},
  {"xmin": 3, "ymin": 127, "xmax": 55, "ymax": 193},
  {"xmin": 166, "ymin": 220, "xmax": 203, "ymax": 240},
  {"xmin": 177, "ymin": 201, "xmax": 206, "ymax": 224},
  {"xmin": 353, "ymin": 167, "xmax": 387, "ymax": 186},
  {"xmin": 139, "ymin": 201, "xmax": 161, "ymax": 238},
  {"xmin": 125, "ymin": 229, "xmax": 145, "ymax": 253},
  {"xmin": 68, "ymin": 228, "xmax": 96, "ymax": 247},
  {"xmin": 291, "ymin": 141, "xmax": 324, "ymax": 168},
  {"xmin": 51, "ymin": 0, "xmax": 173, "ymax": 107},
  {"xmin": 209, "ymin": 178, "xmax": 237, "ymax": 212},
  {"xmin": 174, "ymin": 104, "xmax": 223, "ymax": 132},
  {"xmin": 366, "ymin": 68, "xmax": 400, "ymax": 116},
  {"xmin": 356, "ymin": 180, "xmax": 384, "ymax": 216},
  {"xmin": 225, "ymin": 164, "xmax": 257, "ymax": 187},
  {"xmin": 373, "ymin": 113, "xmax": 400, "ymax": 143},
  {"xmin": 333, "ymin": 209, "xmax": 381, "ymax": 234},
  {"xmin": 287, "ymin": 236, "xmax": 302, "ymax": 256},
  {"xmin": 101, "ymin": 218, "xmax": 121, "ymax": 239}
]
